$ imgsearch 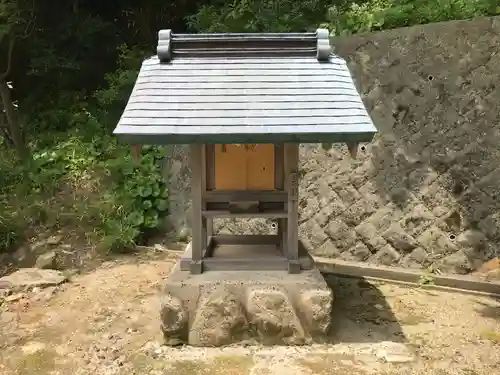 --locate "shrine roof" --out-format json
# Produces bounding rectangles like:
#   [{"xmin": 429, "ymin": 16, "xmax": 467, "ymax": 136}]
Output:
[{"xmin": 113, "ymin": 30, "xmax": 377, "ymax": 144}]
